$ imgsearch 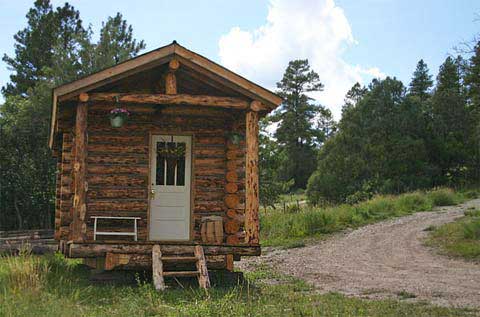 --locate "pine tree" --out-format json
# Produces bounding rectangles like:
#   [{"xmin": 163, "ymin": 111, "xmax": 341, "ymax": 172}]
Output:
[
  {"xmin": 272, "ymin": 59, "xmax": 328, "ymax": 189},
  {"xmin": 2, "ymin": 0, "xmax": 85, "ymax": 96},
  {"xmin": 409, "ymin": 59, "xmax": 433, "ymax": 101},
  {"xmin": 465, "ymin": 41, "xmax": 480, "ymax": 180},
  {"xmin": 430, "ymin": 56, "xmax": 468, "ymax": 184},
  {"xmin": 0, "ymin": 3, "xmax": 145, "ymax": 230},
  {"xmin": 342, "ymin": 82, "xmax": 367, "ymax": 114},
  {"xmin": 307, "ymin": 77, "xmax": 431, "ymax": 203},
  {"xmin": 94, "ymin": 13, "xmax": 146, "ymax": 69}
]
